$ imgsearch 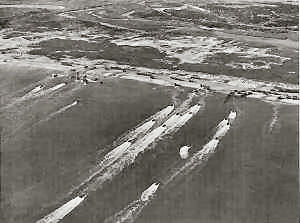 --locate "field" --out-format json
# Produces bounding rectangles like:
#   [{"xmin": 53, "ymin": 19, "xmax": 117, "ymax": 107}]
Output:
[{"xmin": 0, "ymin": 1, "xmax": 298, "ymax": 223}]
